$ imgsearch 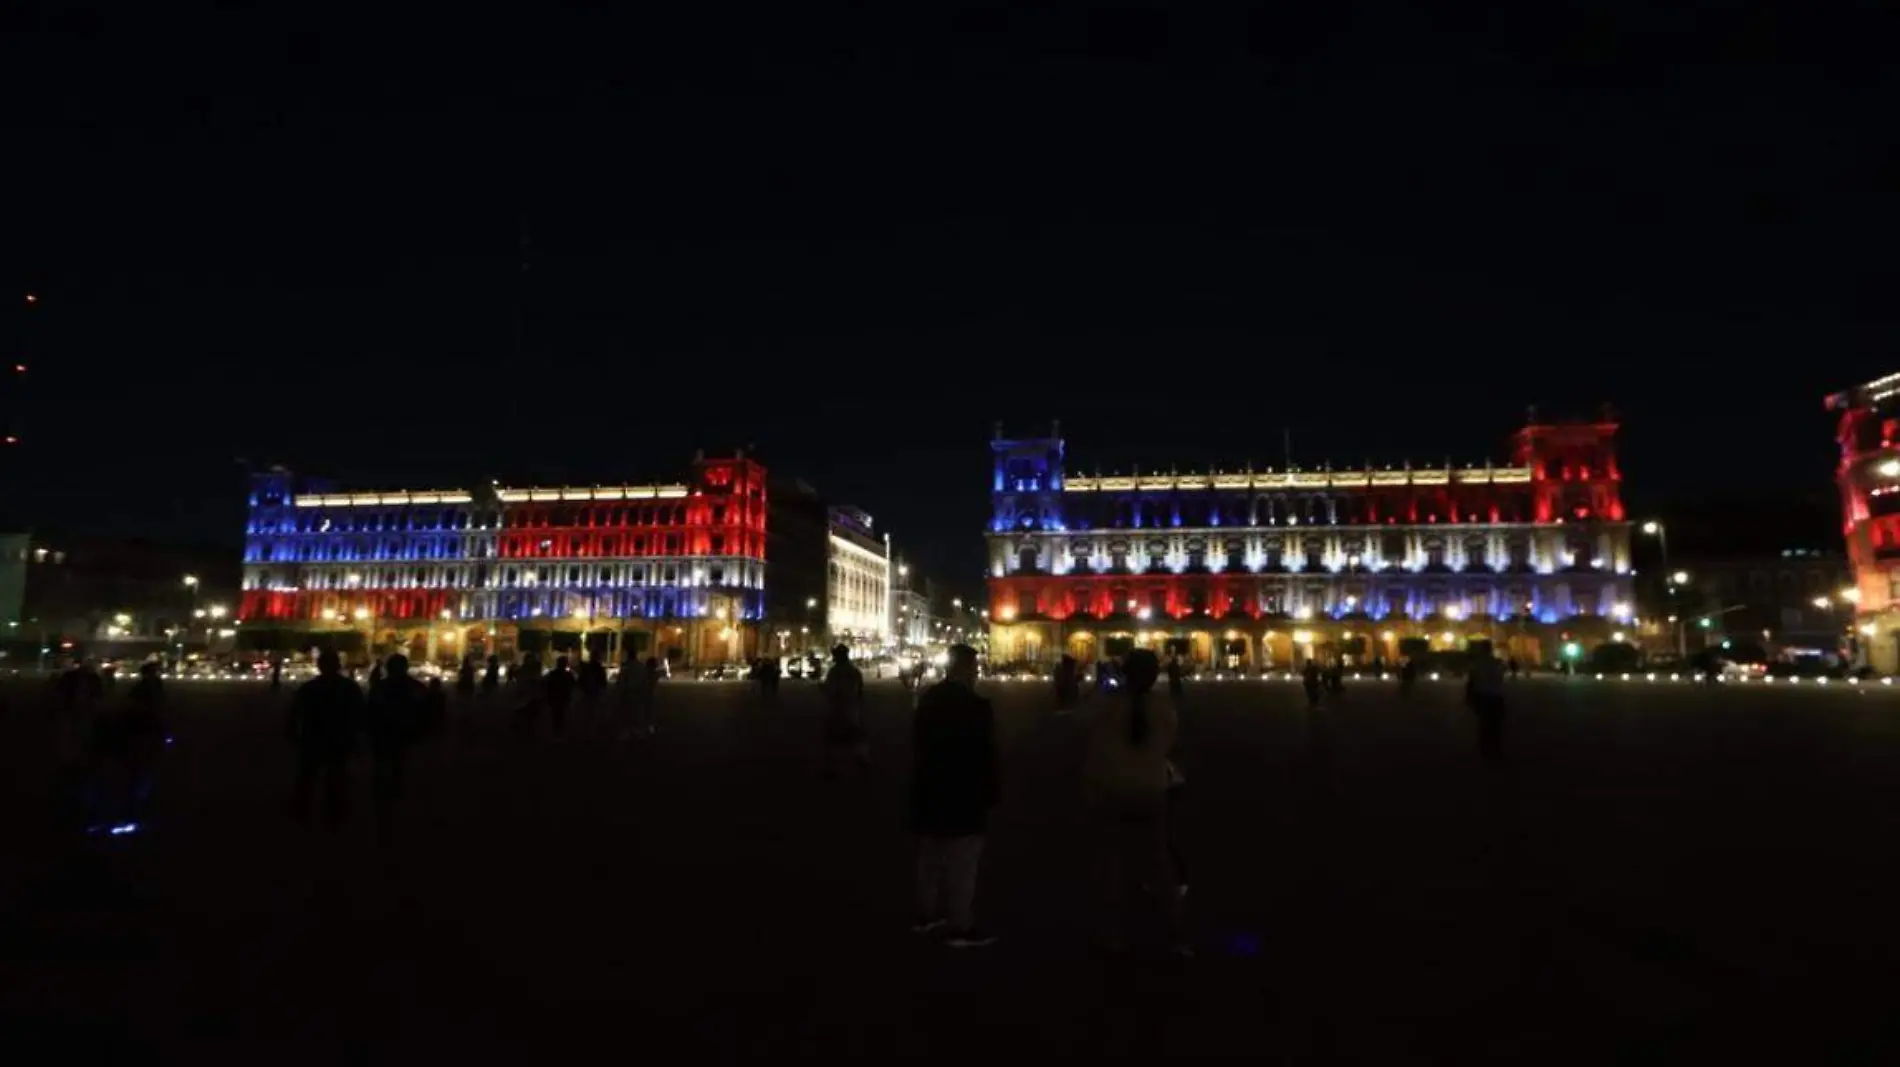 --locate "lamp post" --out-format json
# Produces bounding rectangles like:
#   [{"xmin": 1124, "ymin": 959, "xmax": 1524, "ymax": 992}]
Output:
[{"xmin": 1640, "ymin": 522, "xmax": 1688, "ymax": 657}]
